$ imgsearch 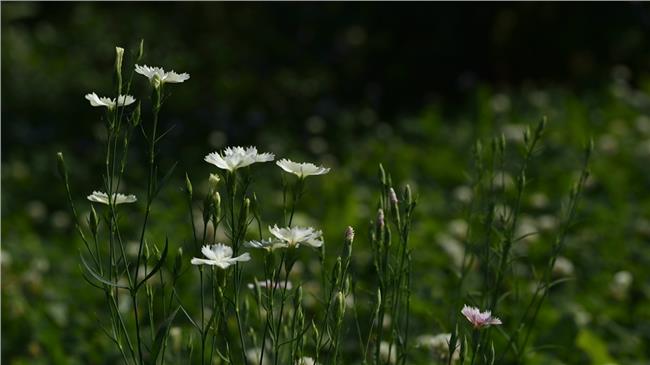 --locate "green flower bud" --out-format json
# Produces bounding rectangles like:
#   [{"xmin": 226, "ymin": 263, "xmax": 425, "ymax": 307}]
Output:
[
  {"xmin": 294, "ymin": 285, "xmax": 303, "ymax": 308},
  {"xmin": 115, "ymin": 46, "xmax": 124, "ymax": 89},
  {"xmin": 335, "ymin": 291, "xmax": 346, "ymax": 320},
  {"xmin": 56, "ymin": 152, "xmax": 67, "ymax": 181},
  {"xmin": 379, "ymin": 163, "xmax": 387, "ymax": 186},
  {"xmin": 212, "ymin": 191, "xmax": 221, "ymax": 222},
  {"xmin": 173, "ymin": 247, "xmax": 183, "ymax": 278},
  {"xmin": 184, "ymin": 173, "xmax": 193, "ymax": 199},
  {"xmin": 208, "ymin": 173, "xmax": 220, "ymax": 192},
  {"xmin": 131, "ymin": 102, "xmax": 141, "ymax": 127},
  {"xmin": 137, "ymin": 39, "xmax": 144, "ymax": 62}
]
